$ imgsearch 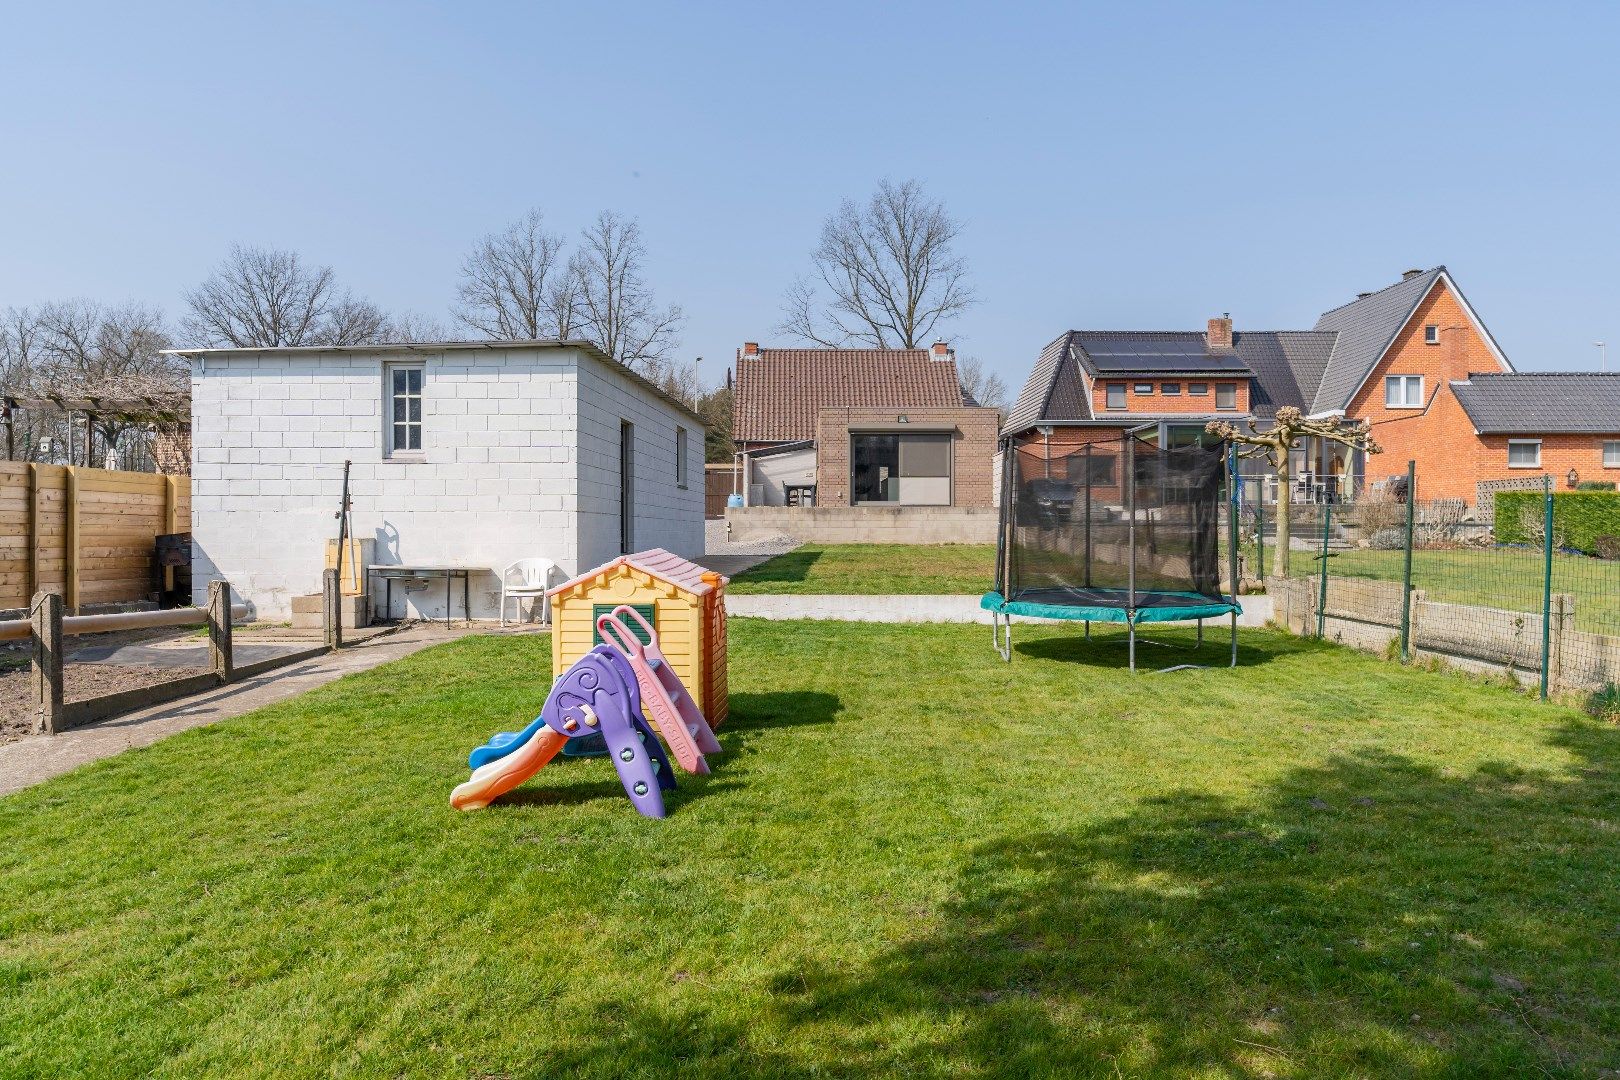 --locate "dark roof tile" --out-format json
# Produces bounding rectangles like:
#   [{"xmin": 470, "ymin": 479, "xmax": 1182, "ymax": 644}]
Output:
[{"xmin": 1451, "ymin": 373, "xmax": 1620, "ymax": 433}]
